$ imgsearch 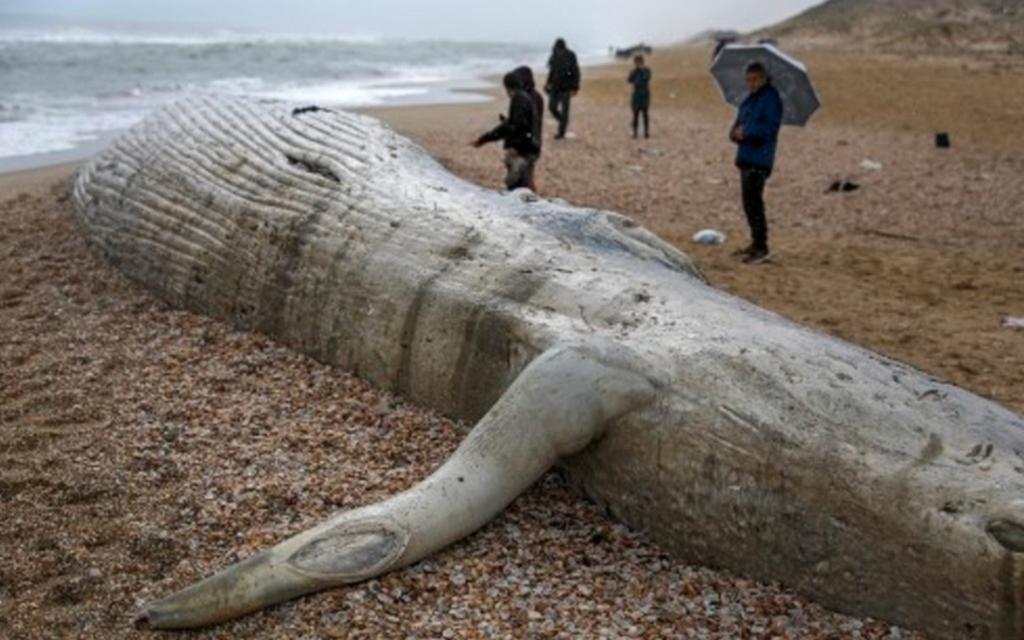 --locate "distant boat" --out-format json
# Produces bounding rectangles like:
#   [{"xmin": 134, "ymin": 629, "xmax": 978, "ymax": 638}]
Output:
[{"xmin": 614, "ymin": 43, "xmax": 653, "ymax": 59}]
